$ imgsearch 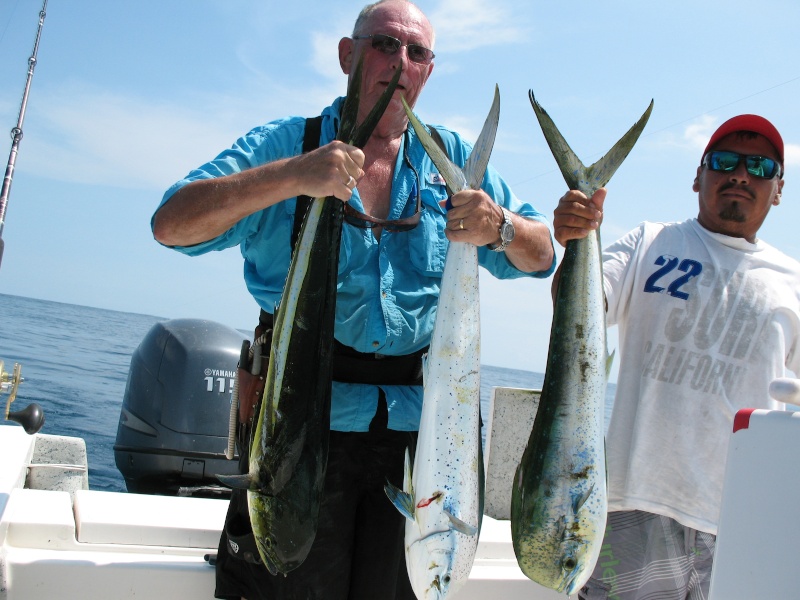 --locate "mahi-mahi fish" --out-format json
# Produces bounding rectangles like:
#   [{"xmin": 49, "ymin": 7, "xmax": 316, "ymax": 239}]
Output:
[
  {"xmin": 217, "ymin": 59, "xmax": 402, "ymax": 576},
  {"xmin": 510, "ymin": 92, "xmax": 653, "ymax": 595},
  {"xmin": 384, "ymin": 86, "xmax": 500, "ymax": 599}
]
